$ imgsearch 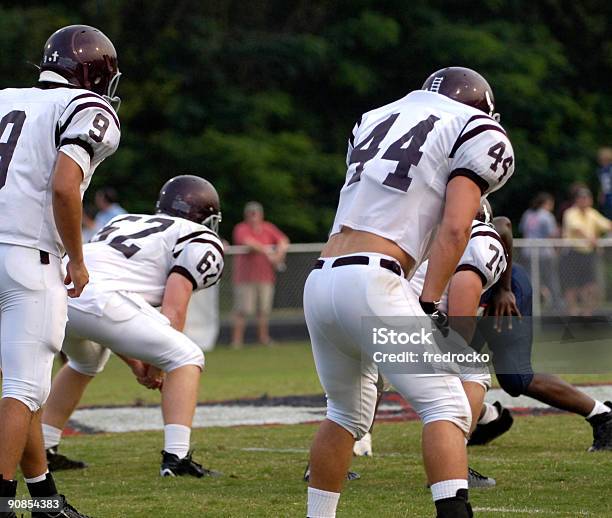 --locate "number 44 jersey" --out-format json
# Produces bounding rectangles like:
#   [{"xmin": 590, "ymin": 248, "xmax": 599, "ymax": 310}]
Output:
[
  {"xmin": 72, "ymin": 214, "xmax": 224, "ymax": 316},
  {"xmin": 0, "ymin": 86, "xmax": 120, "ymax": 257},
  {"xmin": 331, "ymin": 90, "xmax": 515, "ymax": 273}
]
